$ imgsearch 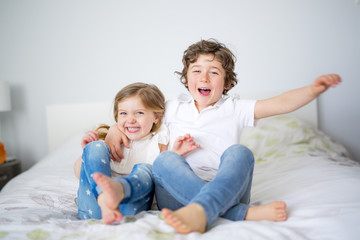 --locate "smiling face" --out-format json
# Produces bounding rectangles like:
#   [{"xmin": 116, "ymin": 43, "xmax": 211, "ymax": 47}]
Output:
[
  {"xmin": 116, "ymin": 95, "xmax": 159, "ymax": 141},
  {"xmin": 186, "ymin": 54, "xmax": 228, "ymax": 112}
]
